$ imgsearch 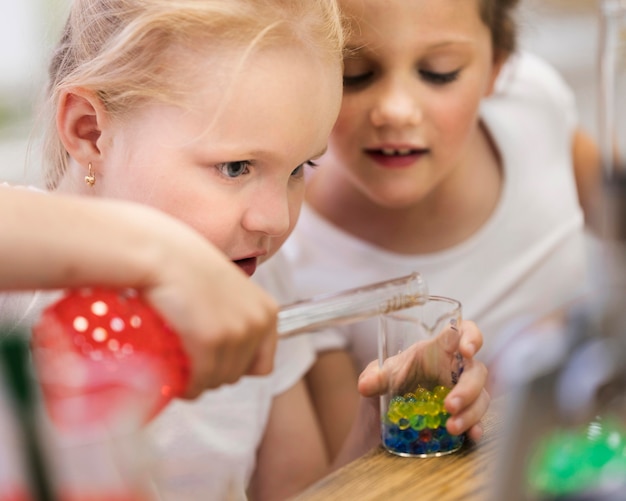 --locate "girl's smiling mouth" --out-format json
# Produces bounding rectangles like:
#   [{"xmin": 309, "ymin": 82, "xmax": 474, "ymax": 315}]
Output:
[{"xmin": 364, "ymin": 147, "xmax": 429, "ymax": 168}]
